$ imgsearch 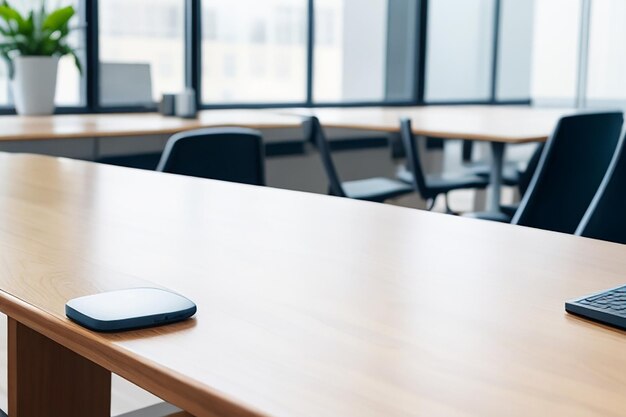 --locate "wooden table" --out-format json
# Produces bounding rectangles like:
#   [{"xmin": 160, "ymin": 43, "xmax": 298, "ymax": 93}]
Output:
[
  {"xmin": 1, "ymin": 153, "xmax": 625, "ymax": 417},
  {"xmin": 282, "ymin": 106, "xmax": 573, "ymax": 218},
  {"xmin": 0, "ymin": 109, "xmax": 303, "ymax": 141}
]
